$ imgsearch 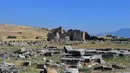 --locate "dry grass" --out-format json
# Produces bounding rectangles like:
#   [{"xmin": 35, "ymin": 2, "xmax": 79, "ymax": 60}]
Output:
[{"xmin": 0, "ymin": 24, "xmax": 49, "ymax": 41}]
